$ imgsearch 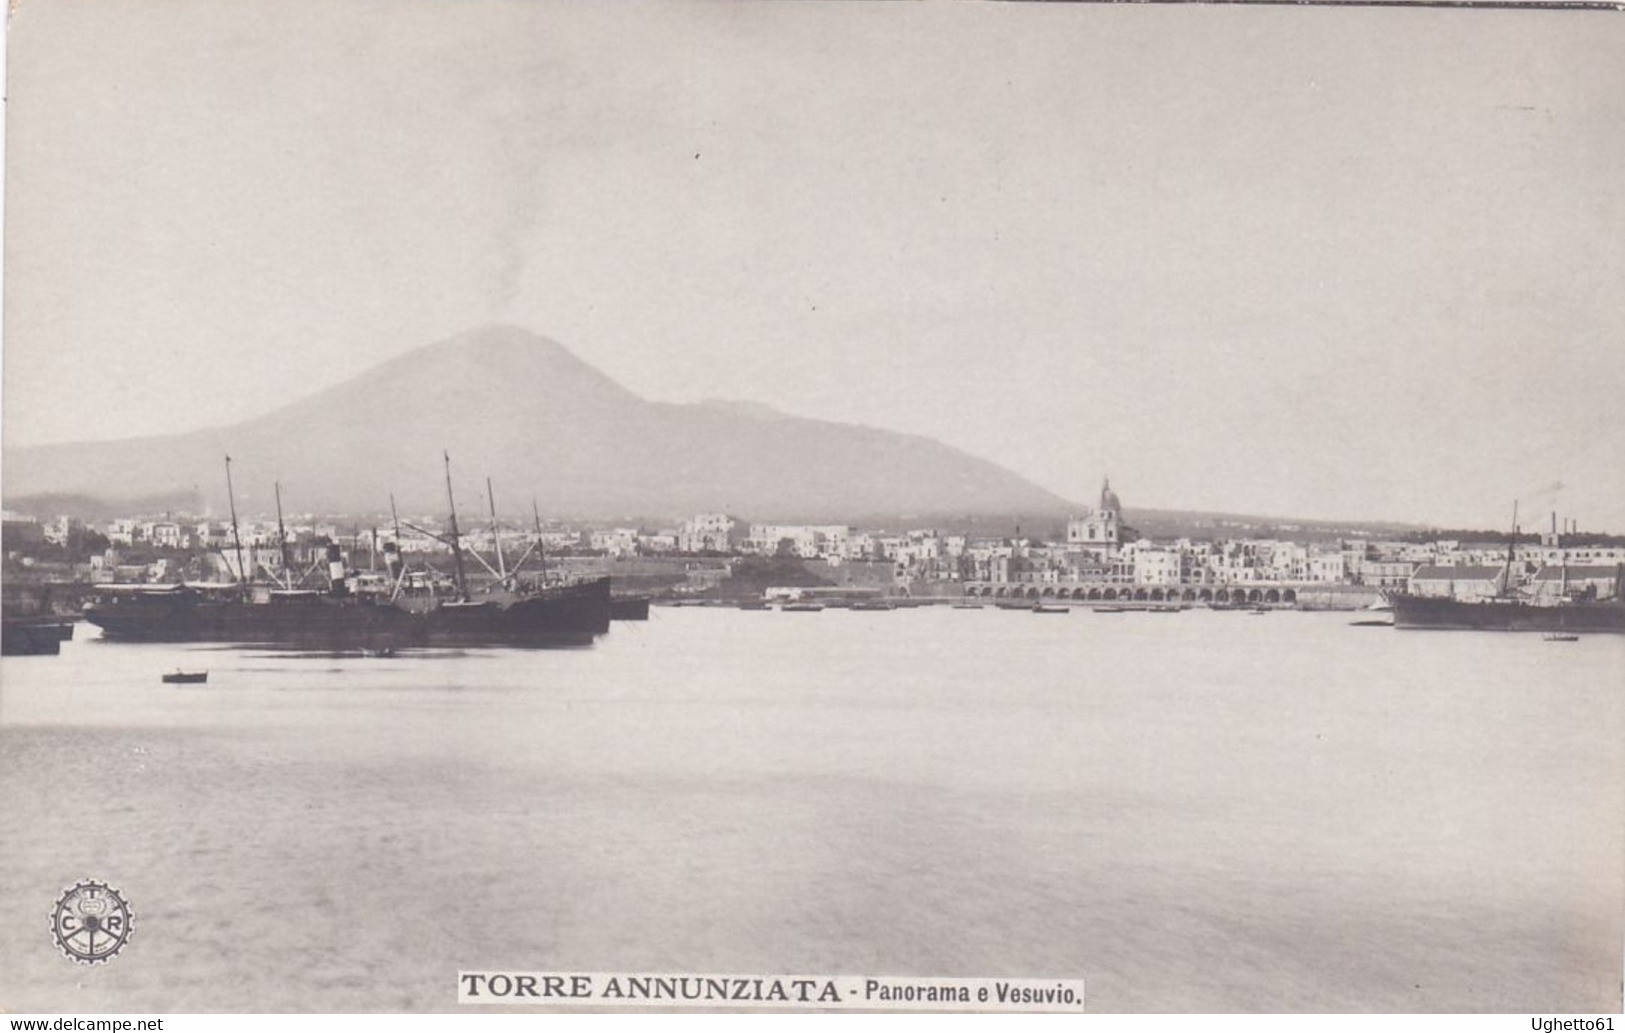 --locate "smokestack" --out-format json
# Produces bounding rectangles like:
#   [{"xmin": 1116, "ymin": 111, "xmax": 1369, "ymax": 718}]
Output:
[
  {"xmin": 384, "ymin": 540, "xmax": 403, "ymax": 579},
  {"xmin": 327, "ymin": 542, "xmax": 346, "ymax": 593}
]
